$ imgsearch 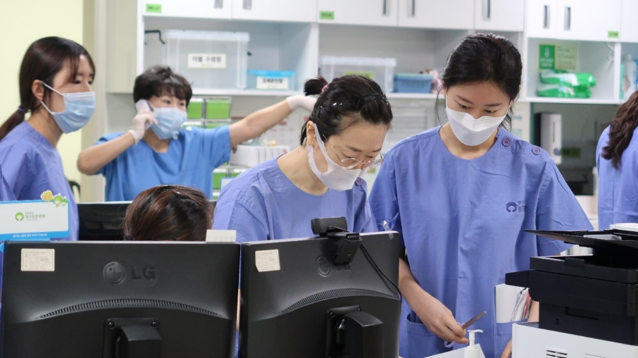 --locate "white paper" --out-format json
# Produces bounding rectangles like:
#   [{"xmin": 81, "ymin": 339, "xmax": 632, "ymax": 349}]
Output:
[
  {"xmin": 425, "ymin": 343, "xmax": 485, "ymax": 358},
  {"xmin": 187, "ymin": 53, "xmax": 227, "ymax": 69},
  {"xmin": 21, "ymin": 249, "xmax": 55, "ymax": 272},
  {"xmin": 255, "ymin": 249, "xmax": 280, "ymax": 272},
  {"xmin": 495, "ymin": 283, "xmax": 527, "ymax": 323},
  {"xmin": 206, "ymin": 229, "xmax": 236, "ymax": 242}
]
